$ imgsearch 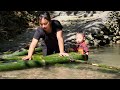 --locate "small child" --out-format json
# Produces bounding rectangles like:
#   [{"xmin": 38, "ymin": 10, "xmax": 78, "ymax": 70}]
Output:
[
  {"xmin": 75, "ymin": 32, "xmax": 89, "ymax": 55},
  {"xmin": 68, "ymin": 32, "xmax": 89, "ymax": 60}
]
